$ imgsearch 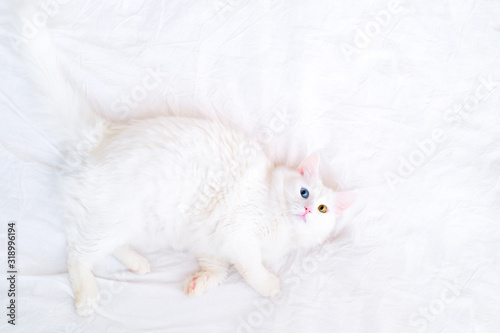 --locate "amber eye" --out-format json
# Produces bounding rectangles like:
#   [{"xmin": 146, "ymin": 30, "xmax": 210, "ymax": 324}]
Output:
[{"xmin": 318, "ymin": 205, "xmax": 327, "ymax": 213}]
